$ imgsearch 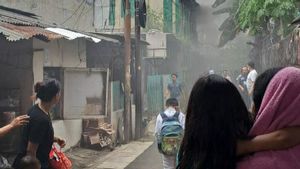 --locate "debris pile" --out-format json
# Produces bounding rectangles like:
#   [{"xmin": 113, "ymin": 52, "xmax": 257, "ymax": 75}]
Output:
[{"xmin": 81, "ymin": 117, "xmax": 115, "ymax": 150}]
